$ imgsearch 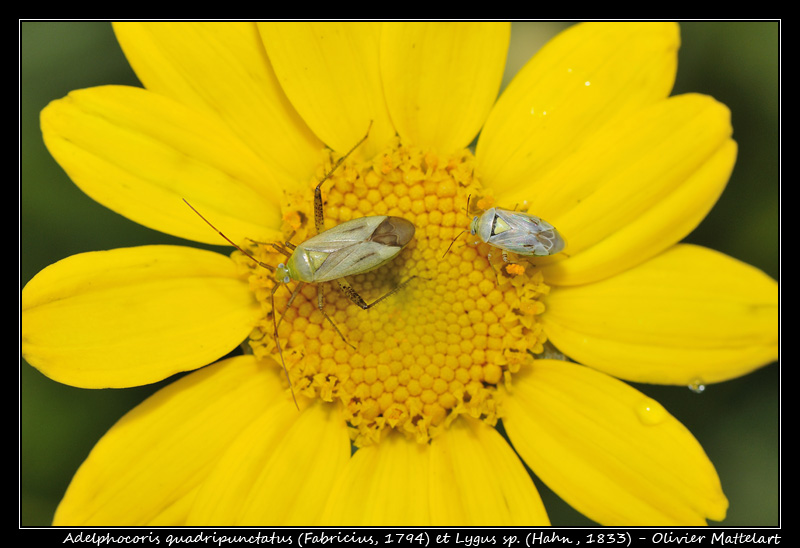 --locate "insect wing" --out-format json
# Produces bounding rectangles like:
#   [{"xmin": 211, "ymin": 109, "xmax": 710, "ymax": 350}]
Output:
[
  {"xmin": 302, "ymin": 216, "xmax": 388, "ymax": 251},
  {"xmin": 487, "ymin": 209, "xmax": 565, "ymax": 256},
  {"xmin": 290, "ymin": 216, "xmax": 413, "ymax": 283},
  {"xmin": 313, "ymin": 240, "xmax": 404, "ymax": 282}
]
